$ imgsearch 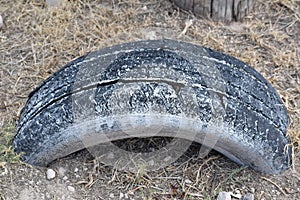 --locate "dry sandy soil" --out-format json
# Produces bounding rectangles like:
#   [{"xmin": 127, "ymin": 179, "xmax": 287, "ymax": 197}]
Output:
[{"xmin": 0, "ymin": 0, "xmax": 299, "ymax": 199}]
